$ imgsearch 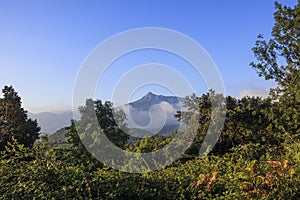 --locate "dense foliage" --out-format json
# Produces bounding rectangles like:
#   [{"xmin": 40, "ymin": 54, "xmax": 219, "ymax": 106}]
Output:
[
  {"xmin": 0, "ymin": 1, "xmax": 299, "ymax": 199},
  {"xmin": 250, "ymin": 0, "xmax": 300, "ymax": 139},
  {"xmin": 0, "ymin": 86, "xmax": 40, "ymax": 151},
  {"xmin": 0, "ymin": 136, "xmax": 299, "ymax": 199}
]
